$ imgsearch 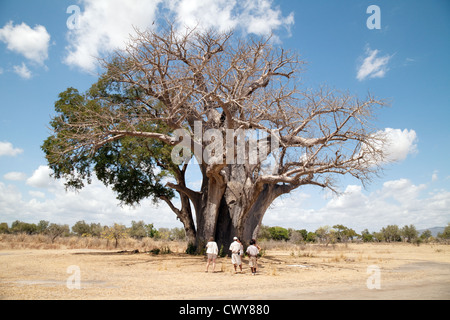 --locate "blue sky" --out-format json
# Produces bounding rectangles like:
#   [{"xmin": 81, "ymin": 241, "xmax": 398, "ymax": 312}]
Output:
[{"xmin": 0, "ymin": 0, "xmax": 449, "ymax": 233}]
